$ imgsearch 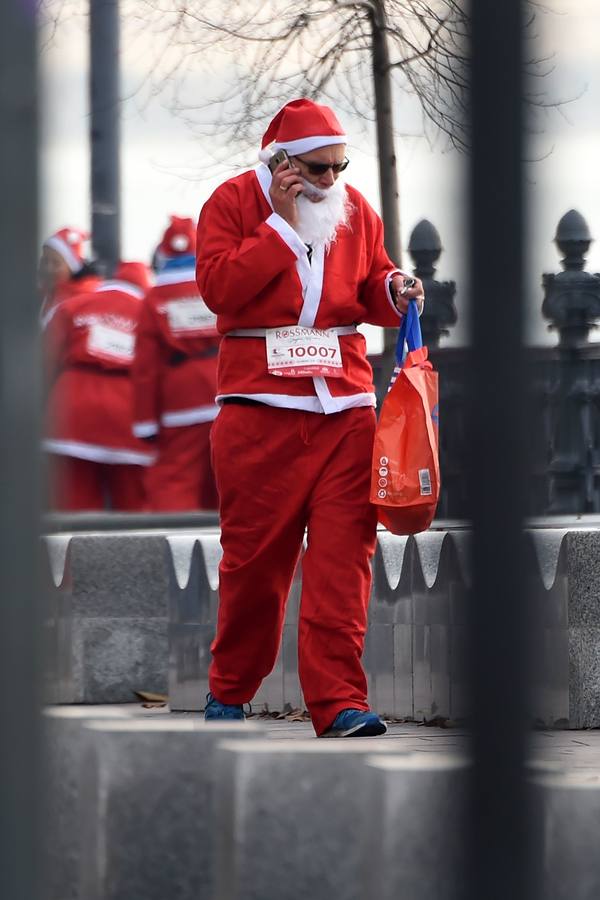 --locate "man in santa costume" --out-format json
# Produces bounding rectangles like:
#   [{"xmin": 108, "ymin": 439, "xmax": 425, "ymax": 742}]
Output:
[
  {"xmin": 38, "ymin": 227, "xmax": 102, "ymax": 328},
  {"xmin": 132, "ymin": 216, "xmax": 220, "ymax": 510},
  {"xmin": 196, "ymin": 99, "xmax": 425, "ymax": 737},
  {"xmin": 43, "ymin": 261, "xmax": 155, "ymax": 511}
]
